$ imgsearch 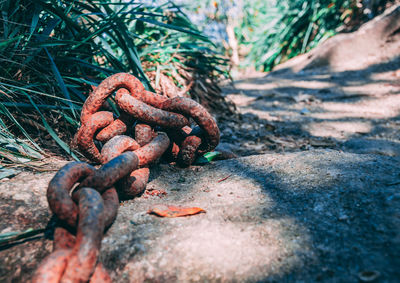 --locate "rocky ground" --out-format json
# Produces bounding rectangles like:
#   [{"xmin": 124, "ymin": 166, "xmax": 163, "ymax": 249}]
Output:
[{"xmin": 0, "ymin": 7, "xmax": 399, "ymax": 282}]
